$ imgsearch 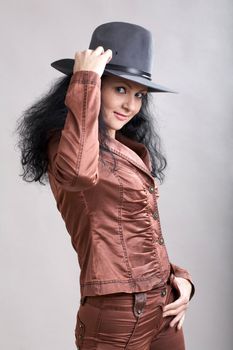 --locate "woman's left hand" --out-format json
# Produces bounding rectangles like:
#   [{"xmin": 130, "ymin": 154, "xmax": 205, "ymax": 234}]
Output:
[{"xmin": 162, "ymin": 276, "xmax": 192, "ymax": 330}]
